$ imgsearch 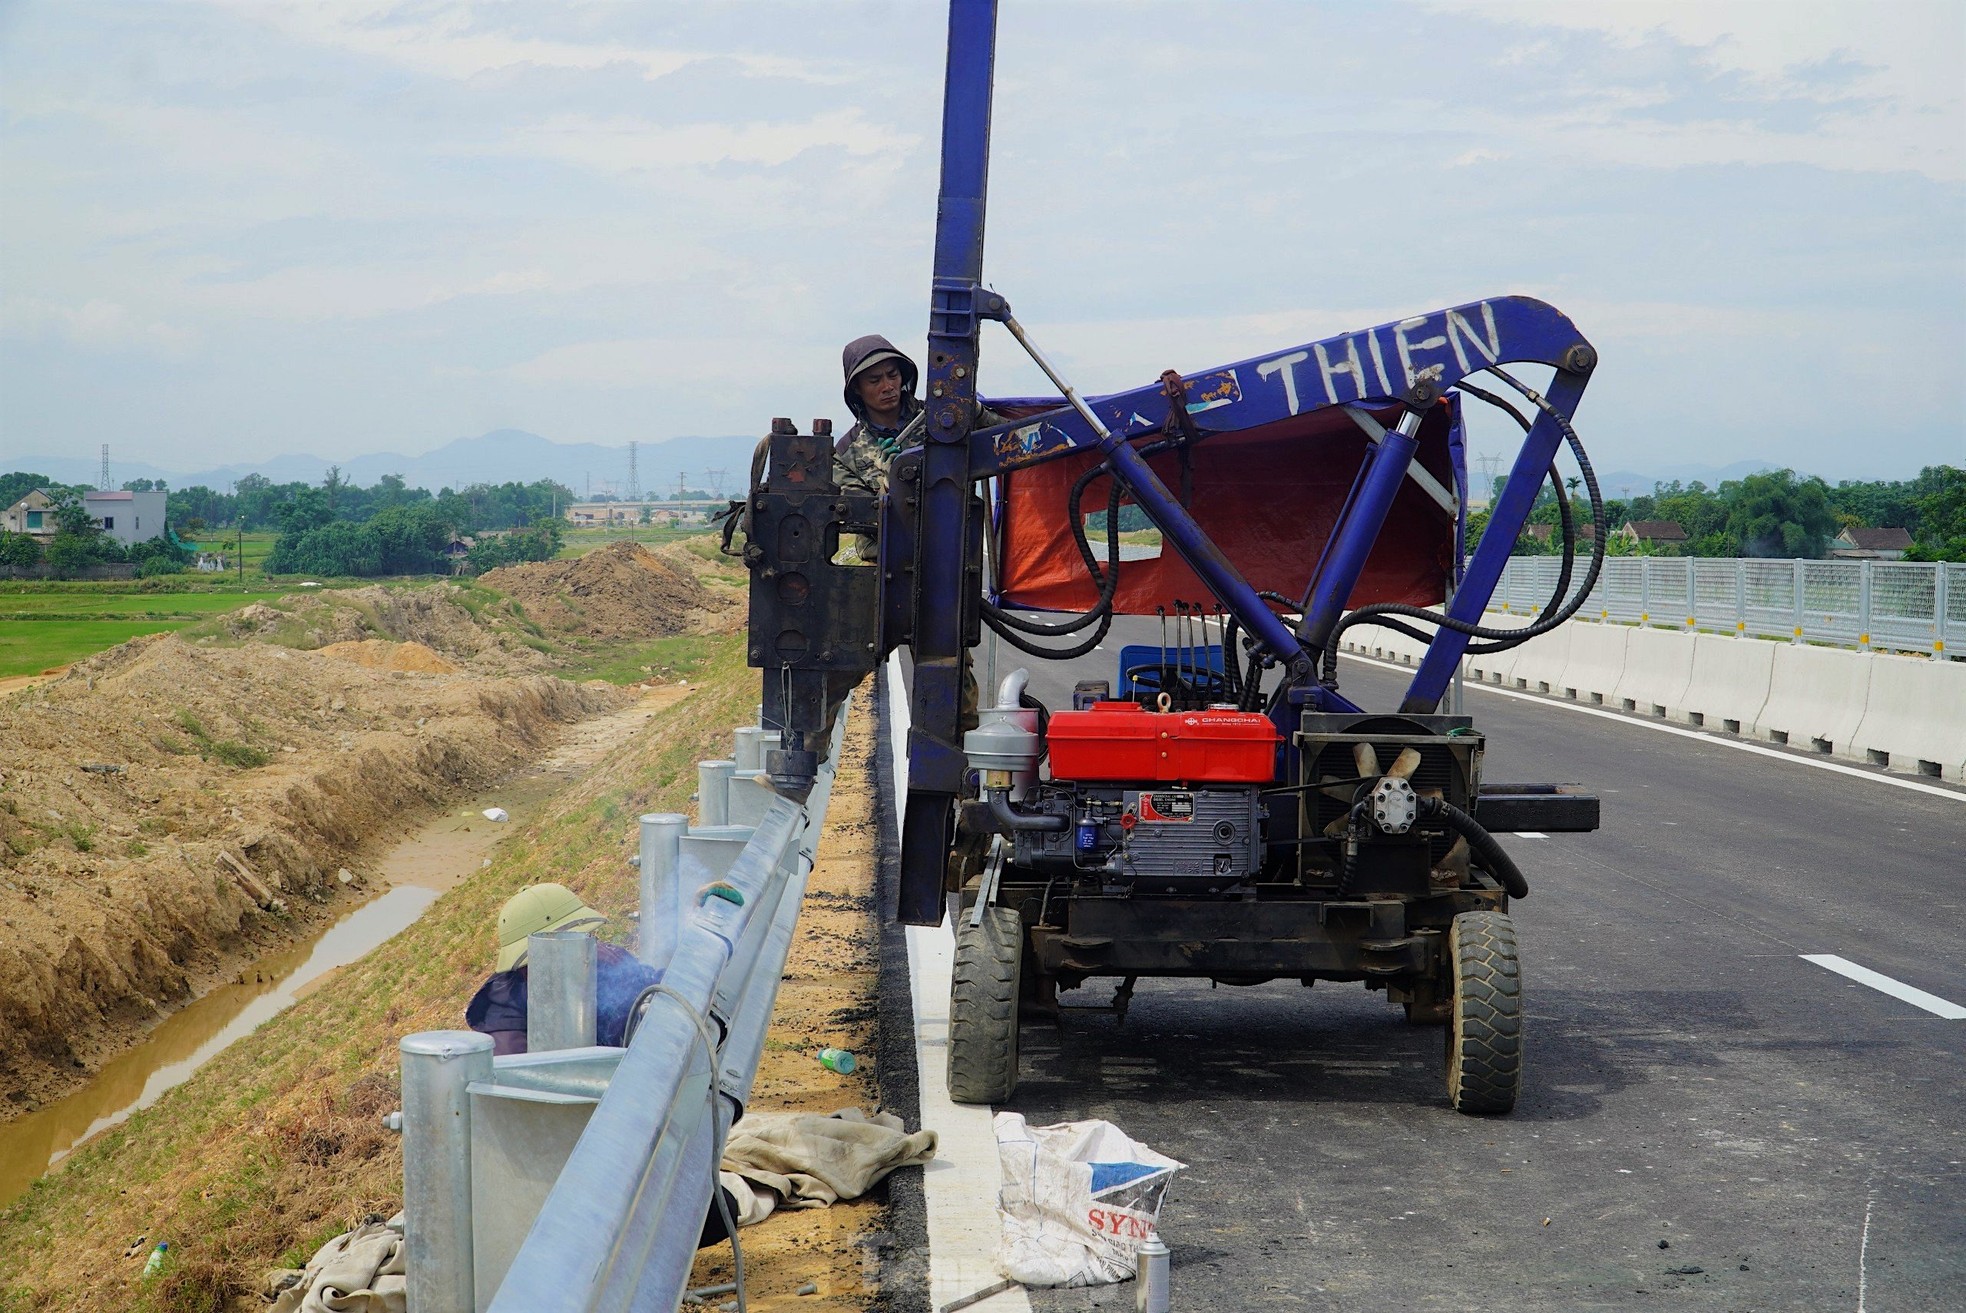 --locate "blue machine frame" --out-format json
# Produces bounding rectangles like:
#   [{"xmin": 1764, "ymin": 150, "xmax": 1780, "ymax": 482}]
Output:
[{"xmin": 891, "ymin": 0, "xmax": 1596, "ymax": 924}]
